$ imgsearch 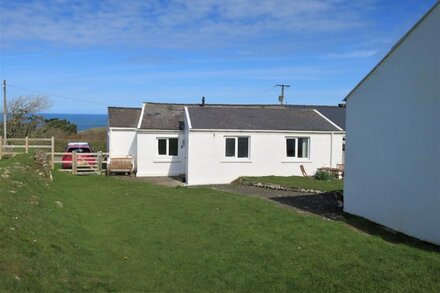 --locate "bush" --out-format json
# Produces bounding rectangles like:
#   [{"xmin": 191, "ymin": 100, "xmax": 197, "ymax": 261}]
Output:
[{"xmin": 314, "ymin": 170, "xmax": 335, "ymax": 181}]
